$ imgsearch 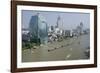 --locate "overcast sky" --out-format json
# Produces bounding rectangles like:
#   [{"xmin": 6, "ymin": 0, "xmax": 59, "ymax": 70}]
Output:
[{"xmin": 22, "ymin": 10, "xmax": 90, "ymax": 30}]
